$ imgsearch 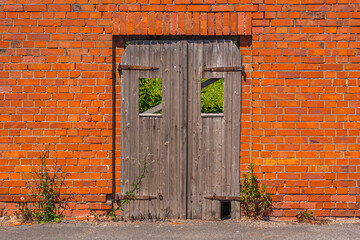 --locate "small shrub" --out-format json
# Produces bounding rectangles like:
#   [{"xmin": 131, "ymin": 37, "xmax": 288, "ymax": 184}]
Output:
[
  {"xmin": 239, "ymin": 163, "xmax": 273, "ymax": 220},
  {"xmin": 17, "ymin": 146, "xmax": 71, "ymax": 223},
  {"xmin": 296, "ymin": 210, "xmax": 316, "ymax": 224},
  {"xmin": 104, "ymin": 151, "xmax": 154, "ymax": 221}
]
